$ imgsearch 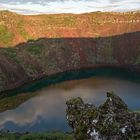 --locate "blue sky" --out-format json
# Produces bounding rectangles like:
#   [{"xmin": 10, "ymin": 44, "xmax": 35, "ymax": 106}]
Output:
[{"xmin": 0, "ymin": 0, "xmax": 140, "ymax": 14}]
